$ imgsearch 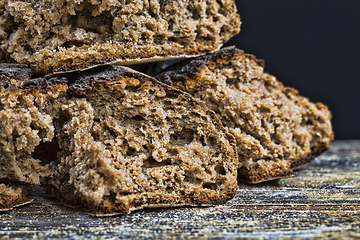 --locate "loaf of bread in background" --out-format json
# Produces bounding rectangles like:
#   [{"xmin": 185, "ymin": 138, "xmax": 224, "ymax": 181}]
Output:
[
  {"xmin": 0, "ymin": 0, "xmax": 240, "ymax": 76},
  {"xmin": 156, "ymin": 47, "xmax": 334, "ymax": 183}
]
